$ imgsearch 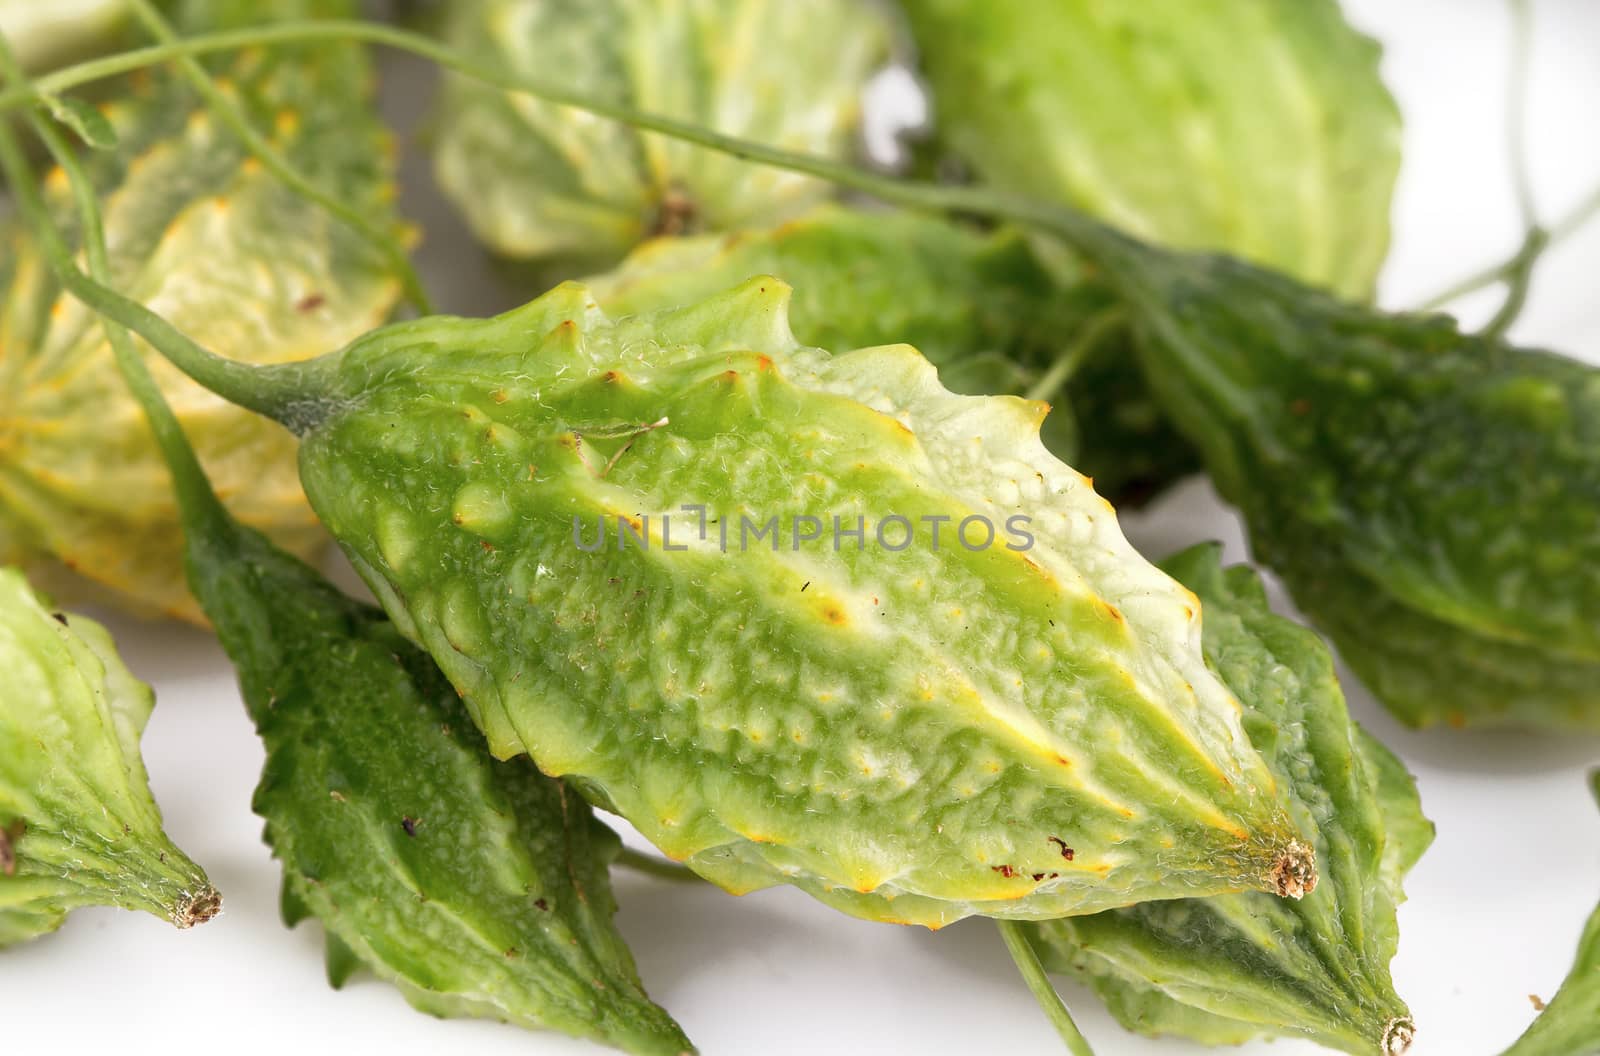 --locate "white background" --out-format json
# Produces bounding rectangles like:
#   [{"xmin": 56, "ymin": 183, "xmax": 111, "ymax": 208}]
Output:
[{"xmin": 6, "ymin": 2, "xmax": 1600, "ymax": 1054}]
